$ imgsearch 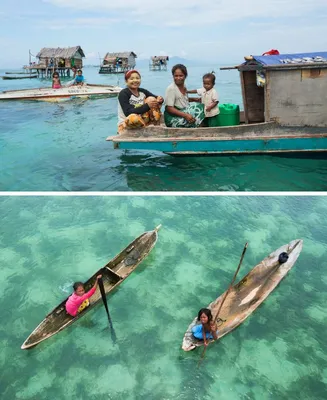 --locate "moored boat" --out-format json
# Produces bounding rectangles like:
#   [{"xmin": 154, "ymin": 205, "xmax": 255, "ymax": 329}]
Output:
[
  {"xmin": 21, "ymin": 225, "xmax": 161, "ymax": 350},
  {"xmin": 182, "ymin": 239, "xmax": 303, "ymax": 351},
  {"xmin": 5, "ymin": 72, "xmax": 32, "ymax": 75},
  {"xmin": 107, "ymin": 51, "xmax": 327, "ymax": 156},
  {"xmin": 0, "ymin": 83, "xmax": 122, "ymax": 102},
  {"xmin": 2, "ymin": 75, "xmax": 38, "ymax": 80}
]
